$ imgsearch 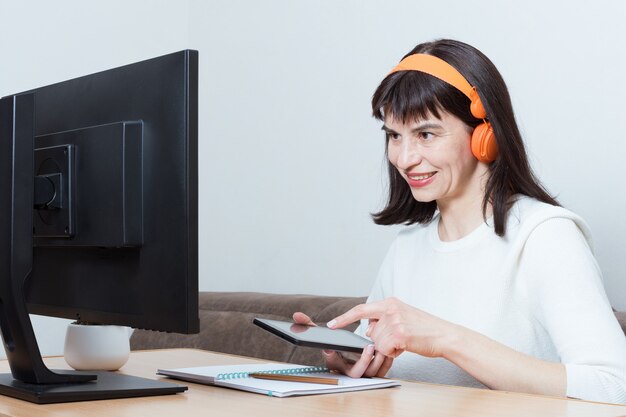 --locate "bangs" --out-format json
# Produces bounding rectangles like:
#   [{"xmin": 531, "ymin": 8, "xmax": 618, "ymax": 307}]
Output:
[{"xmin": 372, "ymin": 71, "xmax": 469, "ymax": 124}]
